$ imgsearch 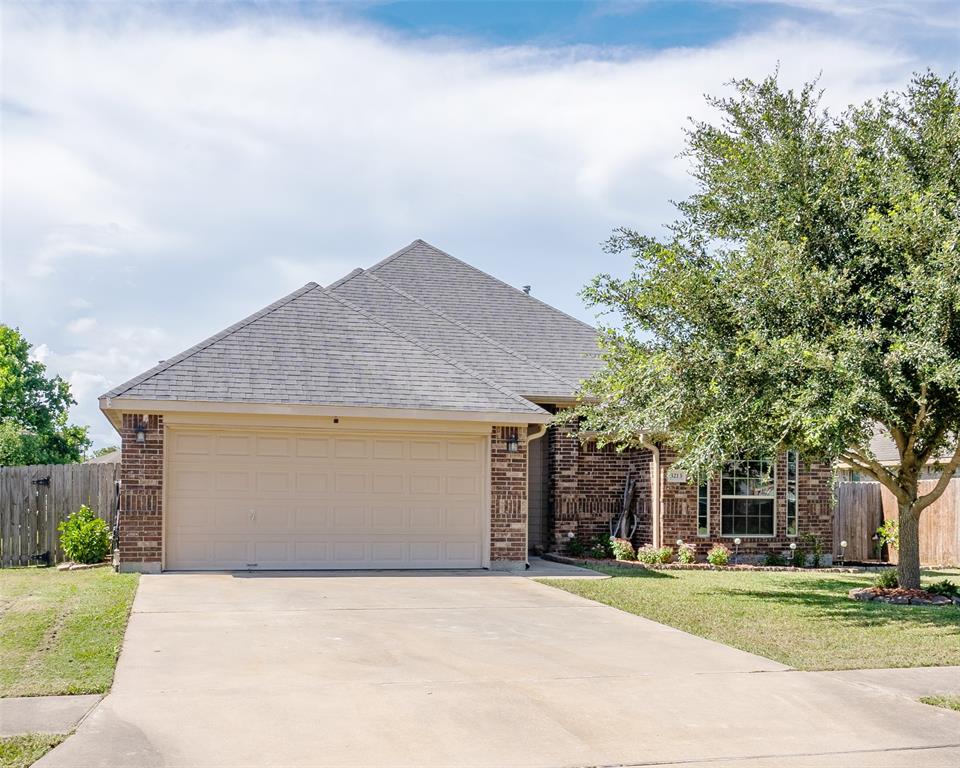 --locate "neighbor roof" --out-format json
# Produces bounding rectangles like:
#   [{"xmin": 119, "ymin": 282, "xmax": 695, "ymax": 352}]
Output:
[
  {"xmin": 103, "ymin": 282, "xmax": 545, "ymax": 416},
  {"xmin": 102, "ymin": 240, "xmax": 600, "ymax": 418}
]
